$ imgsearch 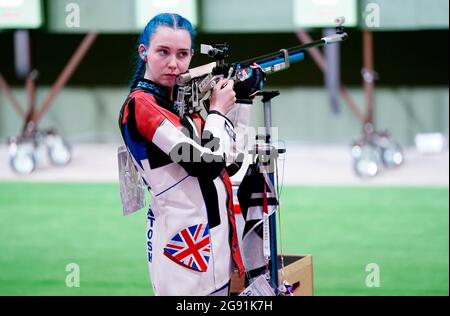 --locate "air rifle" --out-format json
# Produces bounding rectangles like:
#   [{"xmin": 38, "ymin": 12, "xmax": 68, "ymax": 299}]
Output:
[{"xmin": 175, "ymin": 17, "xmax": 348, "ymax": 117}]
